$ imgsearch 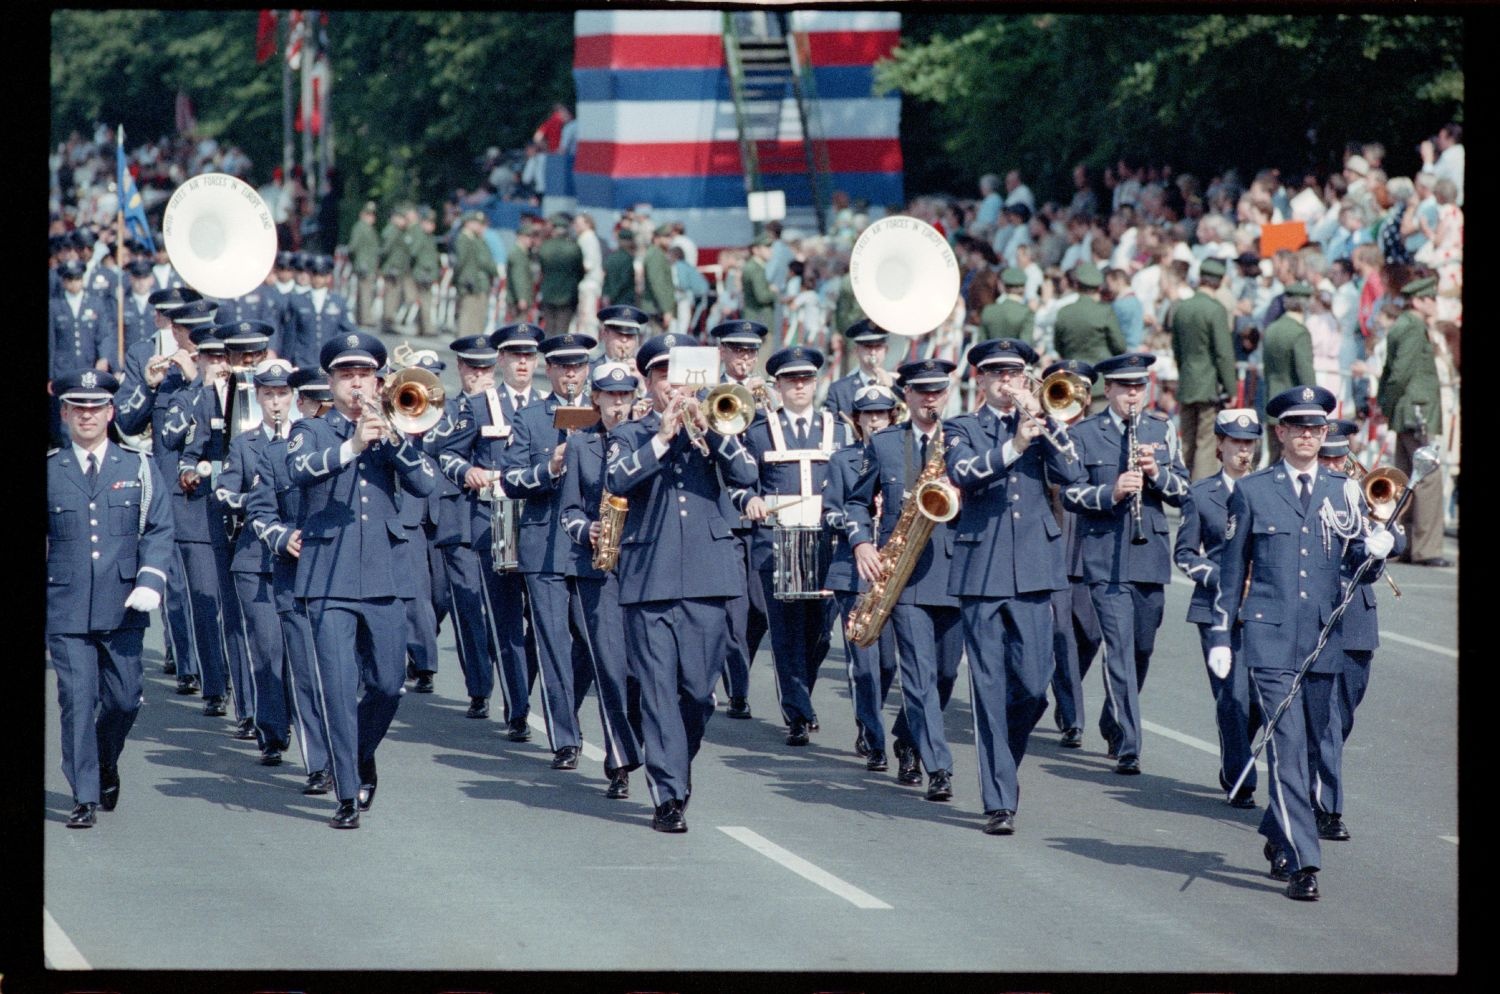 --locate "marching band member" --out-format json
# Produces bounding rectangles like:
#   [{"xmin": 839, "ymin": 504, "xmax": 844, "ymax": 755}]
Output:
[
  {"xmin": 47, "ymin": 369, "xmax": 174, "ymax": 828},
  {"xmin": 242, "ymin": 367, "xmax": 335, "ymax": 795},
  {"xmin": 710, "ymin": 319, "xmax": 773, "ymax": 719},
  {"xmin": 823, "ymin": 383, "xmax": 900, "ymax": 772},
  {"xmin": 944, "ymin": 339, "xmax": 1085, "ymax": 833},
  {"xmin": 286, "ymin": 332, "xmax": 439, "ymax": 829},
  {"xmin": 501, "ymin": 332, "xmax": 599, "ymax": 770},
  {"xmin": 737, "ymin": 346, "xmax": 853, "ymax": 747},
  {"xmin": 850, "ymin": 359, "xmax": 964, "ymax": 791},
  {"xmin": 605, "ymin": 333, "xmax": 758, "ymax": 832},
  {"xmin": 559, "ymin": 361, "xmax": 649, "ymax": 799},
  {"xmin": 281, "ymin": 255, "xmax": 359, "ymax": 372},
  {"xmin": 822, "ymin": 319, "xmax": 892, "ymax": 419},
  {"xmin": 1173, "ymin": 408, "xmax": 1265, "ymax": 808},
  {"xmin": 1206, "ymin": 386, "xmax": 1393, "ymax": 900},
  {"xmin": 1061, "ymin": 352, "xmax": 1190, "ymax": 775}
]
